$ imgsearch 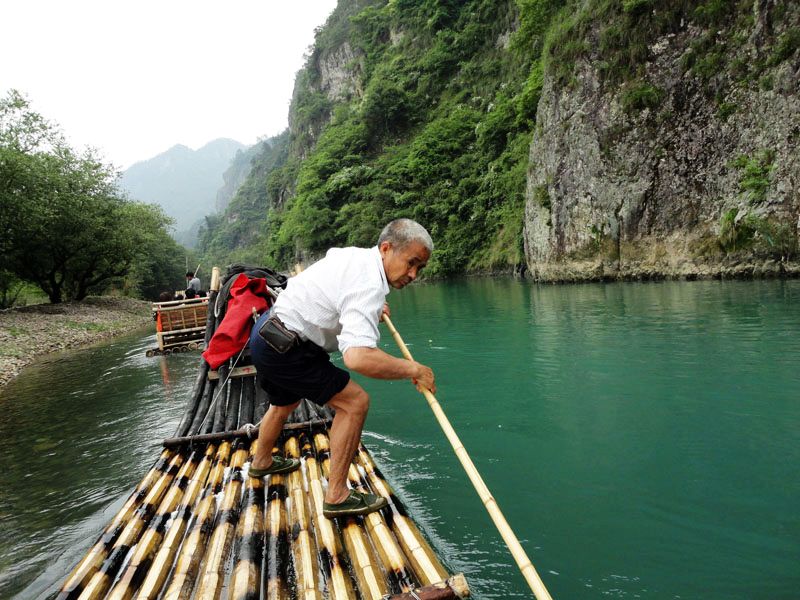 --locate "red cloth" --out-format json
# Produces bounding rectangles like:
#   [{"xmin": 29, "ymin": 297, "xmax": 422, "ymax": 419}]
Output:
[{"xmin": 202, "ymin": 274, "xmax": 271, "ymax": 369}]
